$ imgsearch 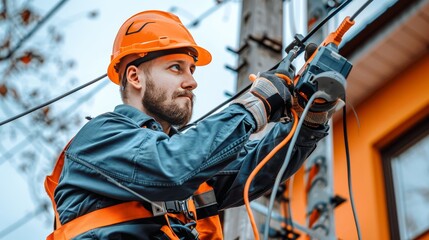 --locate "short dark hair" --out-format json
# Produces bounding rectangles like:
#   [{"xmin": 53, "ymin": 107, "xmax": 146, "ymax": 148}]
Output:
[{"xmin": 119, "ymin": 59, "xmax": 153, "ymax": 102}]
